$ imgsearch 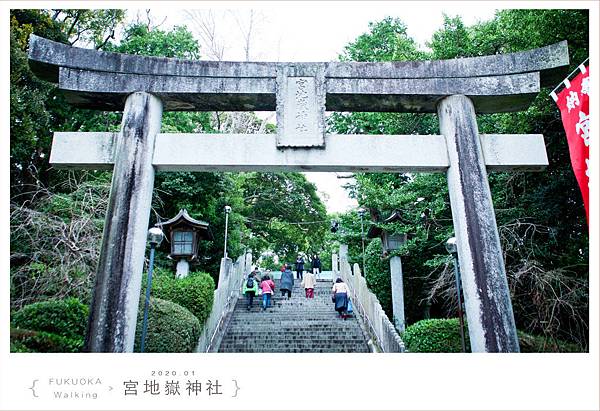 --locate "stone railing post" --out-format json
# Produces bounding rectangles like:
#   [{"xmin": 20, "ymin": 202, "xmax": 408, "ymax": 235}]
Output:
[
  {"xmin": 339, "ymin": 244, "xmax": 348, "ymax": 262},
  {"xmin": 217, "ymin": 257, "xmax": 232, "ymax": 289},
  {"xmin": 331, "ymin": 253, "xmax": 339, "ymax": 277},
  {"xmin": 245, "ymin": 250, "xmax": 253, "ymax": 276},
  {"xmin": 389, "ymin": 256, "xmax": 406, "ymax": 333},
  {"xmin": 438, "ymin": 95, "xmax": 519, "ymax": 352},
  {"xmin": 85, "ymin": 92, "xmax": 163, "ymax": 352}
]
